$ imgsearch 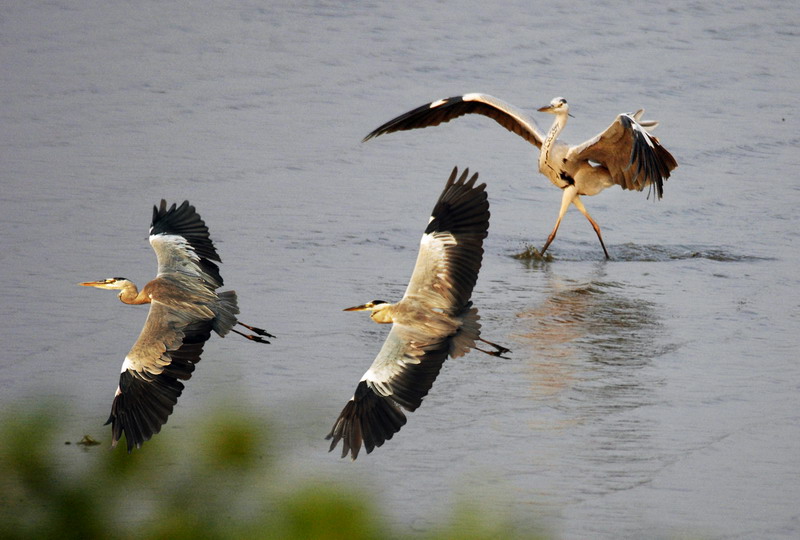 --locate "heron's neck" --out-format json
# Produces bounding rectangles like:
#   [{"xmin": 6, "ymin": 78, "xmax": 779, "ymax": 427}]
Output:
[
  {"xmin": 543, "ymin": 113, "xmax": 567, "ymax": 150},
  {"xmin": 370, "ymin": 305, "xmax": 394, "ymax": 324},
  {"xmin": 540, "ymin": 113, "xmax": 568, "ymax": 175},
  {"xmin": 118, "ymin": 282, "xmax": 150, "ymax": 305}
]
